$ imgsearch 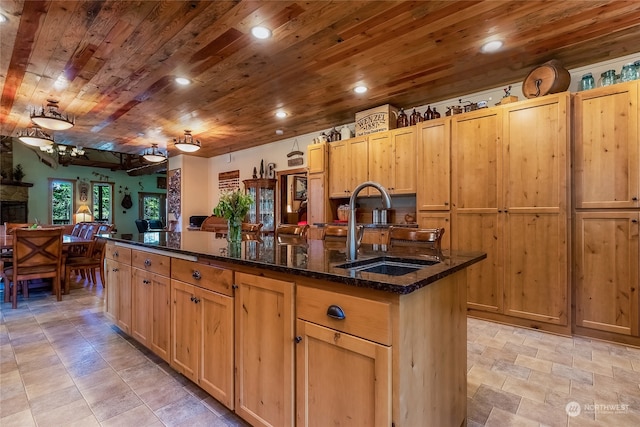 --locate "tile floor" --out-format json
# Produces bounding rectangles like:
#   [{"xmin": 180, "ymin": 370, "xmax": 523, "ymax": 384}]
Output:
[{"xmin": 1, "ymin": 279, "xmax": 639, "ymax": 427}]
